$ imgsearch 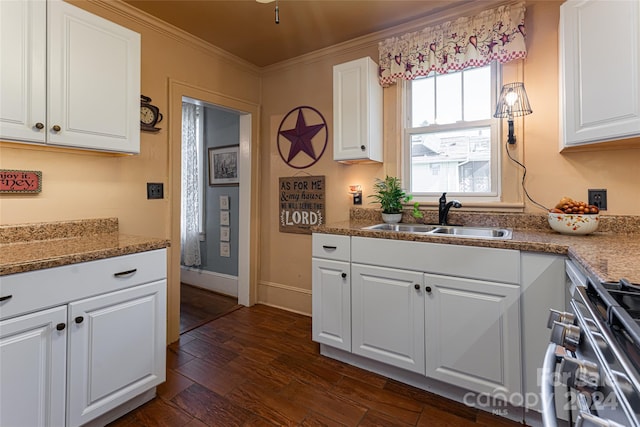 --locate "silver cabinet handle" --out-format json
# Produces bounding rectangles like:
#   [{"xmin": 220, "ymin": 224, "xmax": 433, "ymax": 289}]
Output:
[{"xmin": 541, "ymin": 343, "xmax": 559, "ymax": 427}]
